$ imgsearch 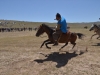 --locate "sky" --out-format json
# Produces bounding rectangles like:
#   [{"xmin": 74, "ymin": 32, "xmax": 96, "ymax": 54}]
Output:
[{"xmin": 0, "ymin": 0, "xmax": 100, "ymax": 23}]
